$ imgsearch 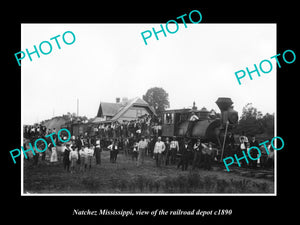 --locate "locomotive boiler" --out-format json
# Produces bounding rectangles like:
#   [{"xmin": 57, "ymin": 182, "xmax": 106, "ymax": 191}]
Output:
[{"xmin": 161, "ymin": 97, "xmax": 238, "ymax": 147}]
